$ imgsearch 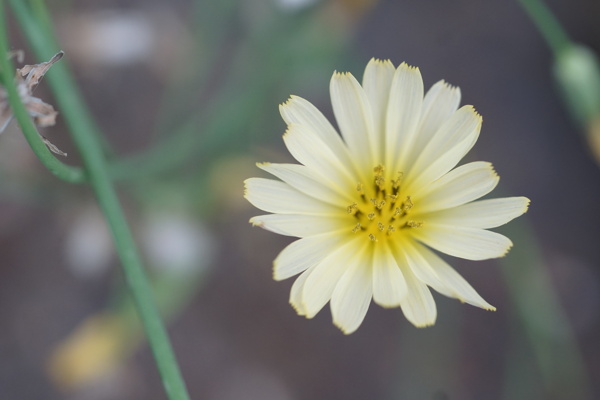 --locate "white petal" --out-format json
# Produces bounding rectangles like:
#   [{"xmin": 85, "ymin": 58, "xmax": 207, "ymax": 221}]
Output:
[
  {"xmin": 362, "ymin": 58, "xmax": 396, "ymax": 160},
  {"xmin": 413, "ymin": 162, "xmax": 499, "ymax": 213},
  {"xmin": 406, "ymin": 105, "xmax": 481, "ymax": 192},
  {"xmin": 401, "ymin": 239, "xmax": 447, "ymax": 295},
  {"xmin": 330, "ymin": 244, "xmax": 373, "ymax": 334},
  {"xmin": 279, "ymin": 95, "xmax": 352, "ymax": 168},
  {"xmin": 409, "ymin": 242, "xmax": 495, "ymax": 310},
  {"xmin": 400, "ymin": 267, "xmax": 437, "ymax": 327},
  {"xmin": 250, "ymin": 214, "xmax": 347, "ymax": 238},
  {"xmin": 412, "ymin": 224, "xmax": 513, "ymax": 260},
  {"xmin": 372, "ymin": 242, "xmax": 407, "ymax": 307},
  {"xmin": 388, "ymin": 244, "xmax": 437, "ymax": 327},
  {"xmin": 330, "ymin": 71, "xmax": 375, "ymax": 169},
  {"xmin": 422, "ymin": 197, "xmax": 530, "ymax": 229},
  {"xmin": 385, "ymin": 63, "xmax": 424, "ymax": 172},
  {"xmin": 258, "ymin": 162, "xmax": 352, "ymax": 205},
  {"xmin": 302, "ymin": 236, "xmax": 362, "ymax": 318},
  {"xmin": 290, "ymin": 265, "xmax": 316, "ymax": 316},
  {"xmin": 409, "ymin": 80, "xmax": 461, "ymax": 166},
  {"xmin": 273, "ymin": 233, "xmax": 344, "ymax": 280},
  {"xmin": 244, "ymin": 178, "xmax": 340, "ymax": 215},
  {"xmin": 283, "ymin": 123, "xmax": 356, "ymax": 188}
]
